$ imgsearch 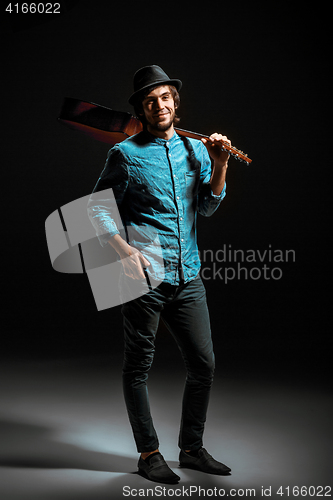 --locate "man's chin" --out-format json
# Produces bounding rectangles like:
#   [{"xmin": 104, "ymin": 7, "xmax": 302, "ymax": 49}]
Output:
[{"xmin": 152, "ymin": 120, "xmax": 174, "ymax": 132}]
